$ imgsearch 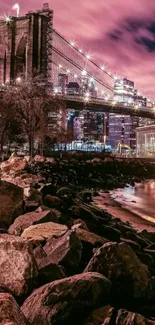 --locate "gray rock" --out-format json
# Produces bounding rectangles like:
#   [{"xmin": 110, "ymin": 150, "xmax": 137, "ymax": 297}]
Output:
[
  {"xmin": 21, "ymin": 272, "xmax": 111, "ymax": 325},
  {"xmin": 0, "ymin": 292, "xmax": 29, "ymax": 325},
  {"xmin": 21, "ymin": 222, "xmax": 68, "ymax": 241},
  {"xmin": 0, "ymin": 234, "xmax": 38, "ymax": 297},
  {"xmin": 34, "ymin": 245, "xmax": 66, "ymax": 285},
  {"xmin": 85, "ymin": 242, "xmax": 149, "ymax": 300},
  {"xmin": 43, "ymin": 230, "xmax": 83, "ymax": 272},
  {"xmin": 8, "ymin": 209, "xmax": 59, "ymax": 236},
  {"xmin": 0, "ymin": 181, "xmax": 23, "ymax": 228},
  {"xmin": 43, "ymin": 195, "xmax": 65, "ymax": 210}
]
